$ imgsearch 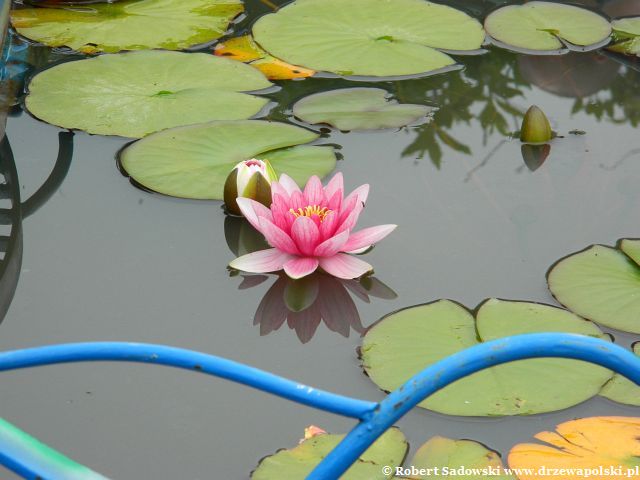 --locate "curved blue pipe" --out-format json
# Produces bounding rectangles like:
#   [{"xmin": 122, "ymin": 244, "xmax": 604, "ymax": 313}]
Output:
[
  {"xmin": 308, "ymin": 333, "xmax": 640, "ymax": 479},
  {"xmin": 0, "ymin": 342, "xmax": 377, "ymax": 420},
  {"xmin": 0, "ymin": 334, "xmax": 638, "ymax": 479}
]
